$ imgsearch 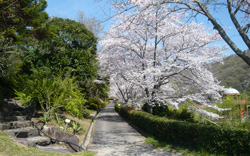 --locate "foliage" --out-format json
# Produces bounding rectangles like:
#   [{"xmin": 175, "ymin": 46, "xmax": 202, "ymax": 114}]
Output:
[
  {"xmin": 86, "ymin": 98, "xmax": 105, "ymax": 110},
  {"xmin": 22, "ymin": 17, "xmax": 97, "ymax": 78},
  {"xmin": 115, "ymin": 105, "xmax": 250, "ymax": 155},
  {"xmin": 55, "ymin": 113, "xmax": 63, "ymax": 124},
  {"xmin": 0, "ymin": 0, "xmax": 49, "ymax": 40},
  {"xmin": 0, "ymin": 0, "xmax": 48, "ymax": 77},
  {"xmin": 102, "ymin": 101, "xmax": 109, "ymax": 107},
  {"xmin": 114, "ymin": 0, "xmax": 250, "ymax": 66},
  {"xmin": 20, "ymin": 17, "xmax": 107, "ymax": 100},
  {"xmin": 142, "ymin": 102, "xmax": 195, "ymax": 122},
  {"xmin": 38, "ymin": 112, "xmax": 51, "ymax": 124},
  {"xmin": 0, "ymin": 1, "xmax": 108, "ymax": 119},
  {"xmin": 14, "ymin": 90, "xmax": 32, "ymax": 106},
  {"xmin": 99, "ymin": 4, "xmax": 225, "ymax": 117},
  {"xmin": 71, "ymin": 121, "xmax": 83, "ymax": 134},
  {"xmin": 15, "ymin": 69, "xmax": 89, "ymax": 118},
  {"xmin": 175, "ymin": 107, "xmax": 194, "ymax": 122},
  {"xmin": 0, "ymin": 34, "xmax": 23, "ymax": 77}
]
